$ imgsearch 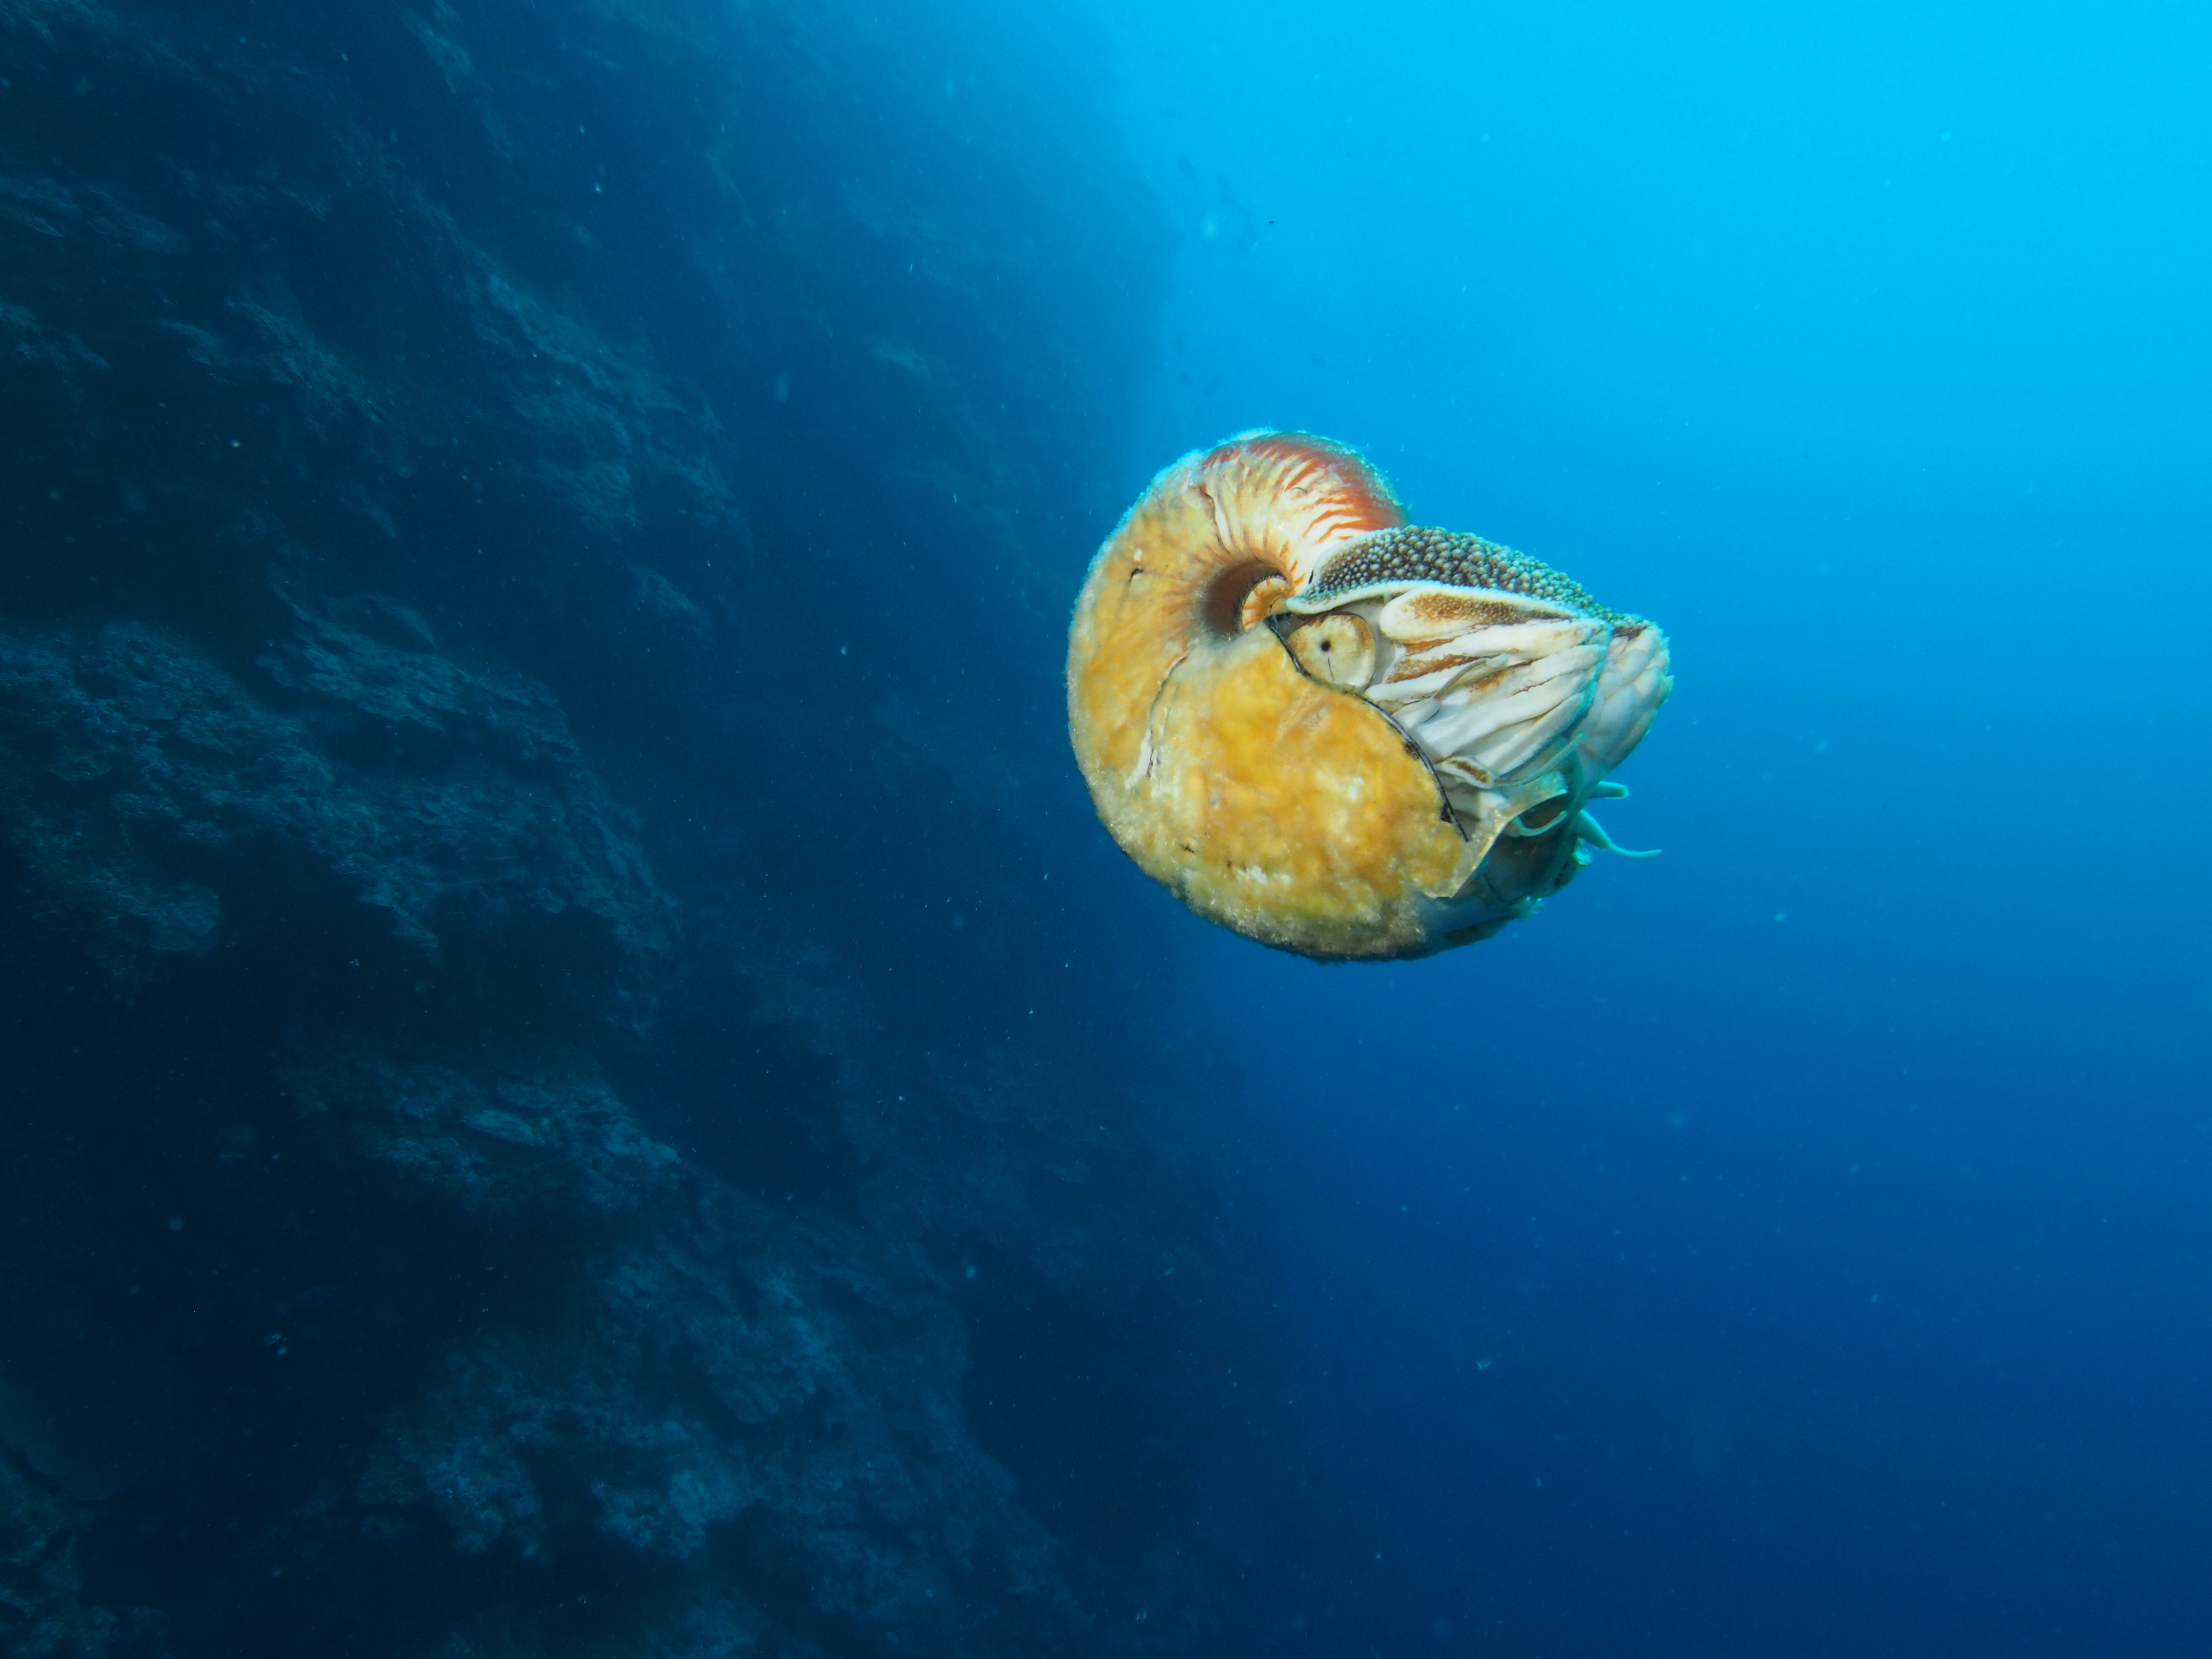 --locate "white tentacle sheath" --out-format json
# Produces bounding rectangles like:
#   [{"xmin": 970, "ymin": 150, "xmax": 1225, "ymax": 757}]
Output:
[{"xmin": 1278, "ymin": 525, "xmax": 1672, "ymax": 887}]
